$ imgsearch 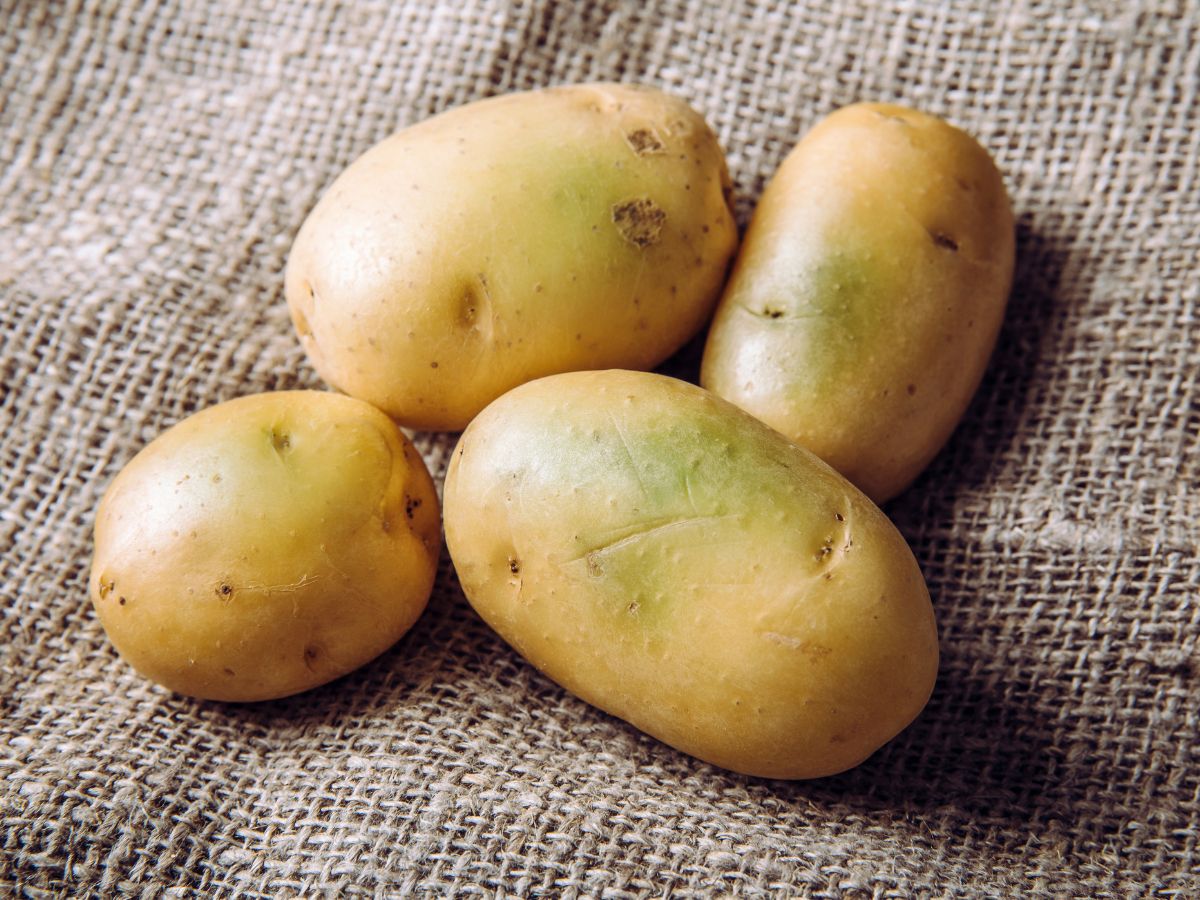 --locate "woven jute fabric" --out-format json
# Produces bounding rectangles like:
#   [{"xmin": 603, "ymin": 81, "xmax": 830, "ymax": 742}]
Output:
[{"xmin": 2, "ymin": 1, "xmax": 1197, "ymax": 896}]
